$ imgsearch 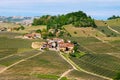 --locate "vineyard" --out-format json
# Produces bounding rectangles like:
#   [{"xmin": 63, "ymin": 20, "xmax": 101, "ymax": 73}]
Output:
[
  {"xmin": 97, "ymin": 26, "xmax": 120, "ymax": 37},
  {"xmin": 70, "ymin": 53, "xmax": 120, "ymax": 78}
]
